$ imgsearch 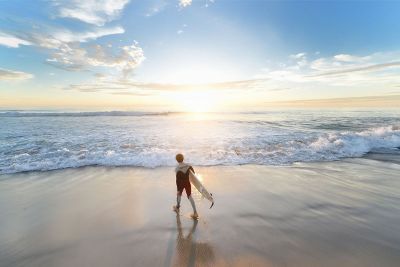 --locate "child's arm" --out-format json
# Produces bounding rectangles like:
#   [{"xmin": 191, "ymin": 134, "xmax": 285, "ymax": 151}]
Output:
[{"xmin": 189, "ymin": 166, "xmax": 195, "ymax": 174}]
